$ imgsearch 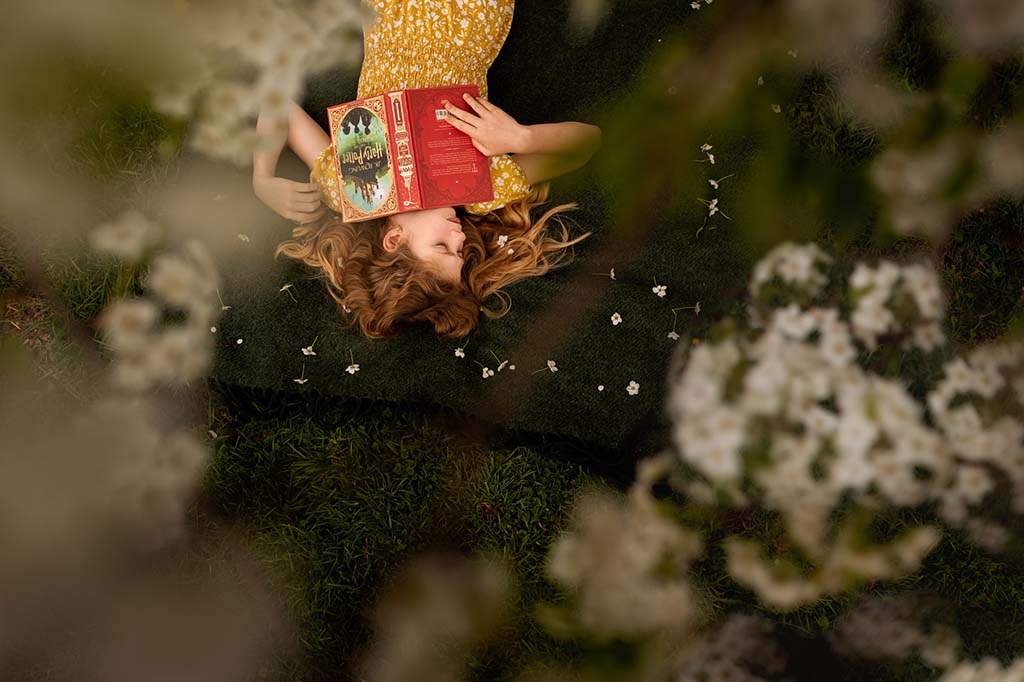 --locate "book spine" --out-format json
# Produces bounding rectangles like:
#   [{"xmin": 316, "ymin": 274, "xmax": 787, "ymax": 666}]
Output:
[{"xmin": 386, "ymin": 90, "xmax": 423, "ymax": 211}]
